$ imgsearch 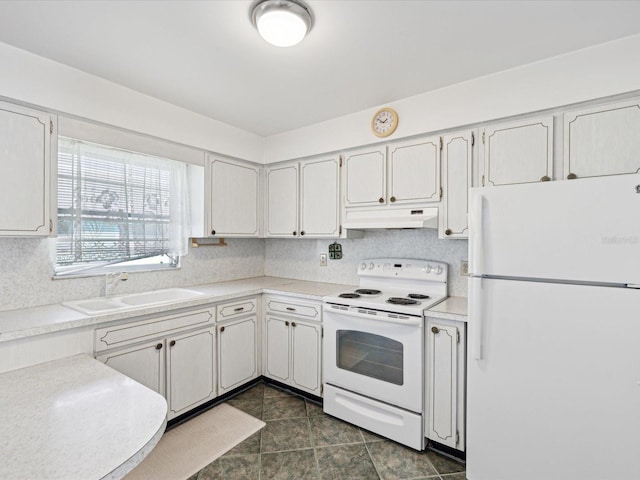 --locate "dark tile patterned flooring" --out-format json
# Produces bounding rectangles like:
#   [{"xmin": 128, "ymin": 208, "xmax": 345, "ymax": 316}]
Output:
[{"xmin": 188, "ymin": 382, "xmax": 466, "ymax": 480}]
